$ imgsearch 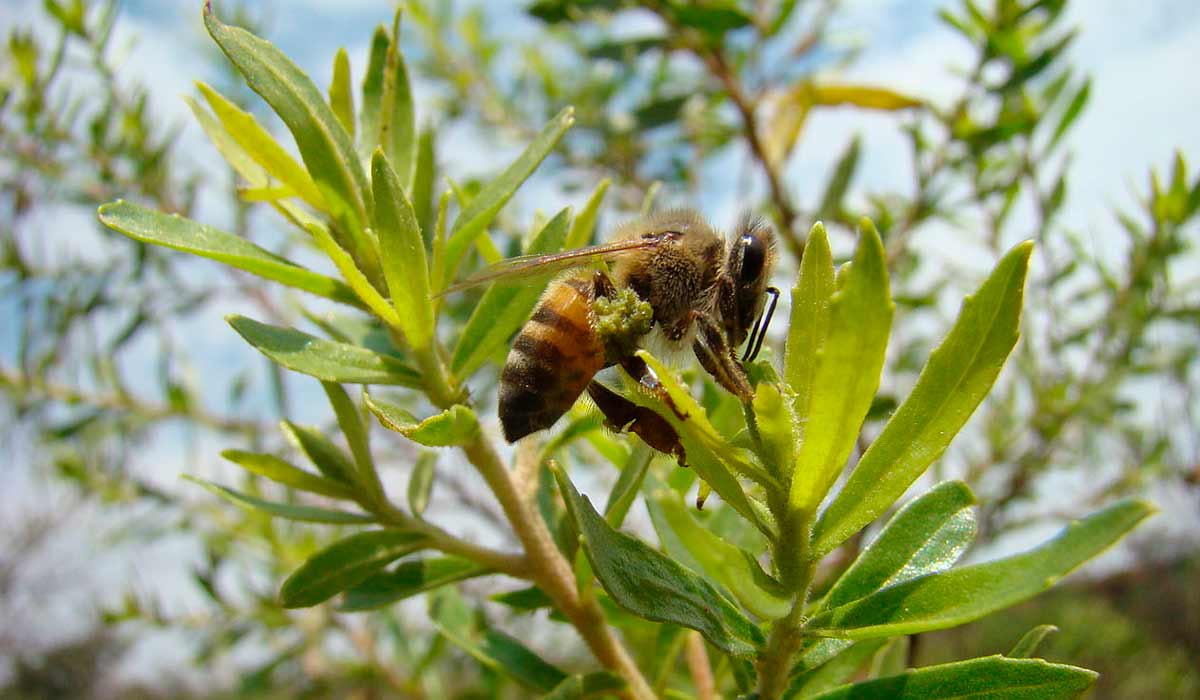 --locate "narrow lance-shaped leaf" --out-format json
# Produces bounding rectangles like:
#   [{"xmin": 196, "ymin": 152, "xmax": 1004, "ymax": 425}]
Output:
[
  {"xmin": 564, "ymin": 178, "xmax": 610, "ymax": 249},
  {"xmin": 186, "ymin": 476, "xmax": 374, "ymax": 525},
  {"xmin": 430, "ymin": 588, "xmax": 568, "ymax": 692},
  {"xmin": 603, "ymin": 444, "xmax": 654, "ymax": 528},
  {"xmin": 809, "ymin": 83, "xmax": 923, "ymax": 110},
  {"xmin": 280, "ymin": 529, "xmax": 429, "ymax": 608},
  {"xmin": 97, "ymin": 201, "xmax": 362, "ymax": 309},
  {"xmin": 1008, "ymin": 624, "xmax": 1059, "ymax": 659},
  {"xmin": 411, "ymin": 127, "xmax": 437, "ymax": 244},
  {"xmin": 195, "ymin": 82, "xmax": 326, "ymax": 209},
  {"xmin": 321, "ymin": 382, "xmax": 380, "ymax": 501},
  {"xmin": 631, "ymin": 351, "xmax": 777, "ymax": 537},
  {"xmin": 185, "ymin": 96, "xmax": 268, "ymax": 186},
  {"xmin": 358, "ymin": 24, "xmax": 389, "ymax": 158},
  {"xmin": 785, "ymin": 639, "xmax": 887, "ymax": 700},
  {"xmin": 822, "ymin": 481, "xmax": 976, "ymax": 610},
  {"xmin": 364, "ymin": 392, "xmax": 480, "ymax": 447},
  {"xmin": 540, "ymin": 672, "xmax": 626, "ymax": 700},
  {"xmin": 227, "ymin": 315, "xmax": 420, "ymax": 387},
  {"xmin": 815, "ymin": 136, "xmax": 860, "ymax": 222},
  {"xmin": 329, "ymin": 48, "xmax": 355, "ymax": 139},
  {"xmin": 203, "ymin": 4, "xmax": 376, "ymax": 262},
  {"xmin": 378, "ymin": 9, "xmax": 416, "ymax": 189},
  {"xmin": 806, "ymin": 499, "xmax": 1154, "ymax": 639},
  {"xmin": 221, "ymin": 448, "xmax": 354, "ymax": 500},
  {"xmin": 805, "ymin": 655, "xmax": 1095, "ymax": 700},
  {"xmin": 340, "ymin": 556, "xmax": 489, "ymax": 611},
  {"xmin": 443, "ymin": 107, "xmax": 574, "ymax": 282},
  {"xmin": 280, "ymin": 420, "xmax": 356, "ymax": 484},
  {"xmin": 451, "ymin": 208, "xmax": 571, "ymax": 377},
  {"xmin": 407, "ymin": 451, "xmax": 436, "ymax": 517},
  {"xmin": 654, "ymin": 491, "xmax": 791, "ymax": 620},
  {"xmin": 813, "ymin": 241, "xmax": 1033, "ymax": 557},
  {"xmin": 789, "ymin": 219, "xmax": 893, "ymax": 514},
  {"xmin": 372, "ymin": 150, "xmax": 434, "ymax": 349},
  {"xmin": 783, "ymin": 222, "xmax": 833, "ymax": 434},
  {"xmin": 552, "ymin": 465, "xmax": 765, "ymax": 658},
  {"xmin": 303, "ymin": 220, "xmax": 401, "ymax": 327}
]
